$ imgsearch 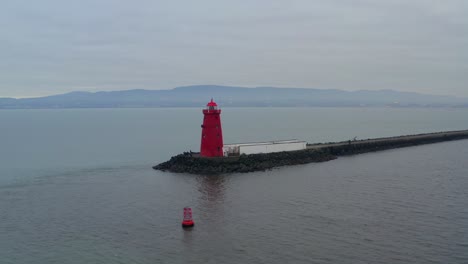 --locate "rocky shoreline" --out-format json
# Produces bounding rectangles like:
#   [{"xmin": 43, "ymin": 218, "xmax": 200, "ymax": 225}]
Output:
[
  {"xmin": 153, "ymin": 130, "xmax": 468, "ymax": 175},
  {"xmin": 153, "ymin": 149, "xmax": 336, "ymax": 174}
]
